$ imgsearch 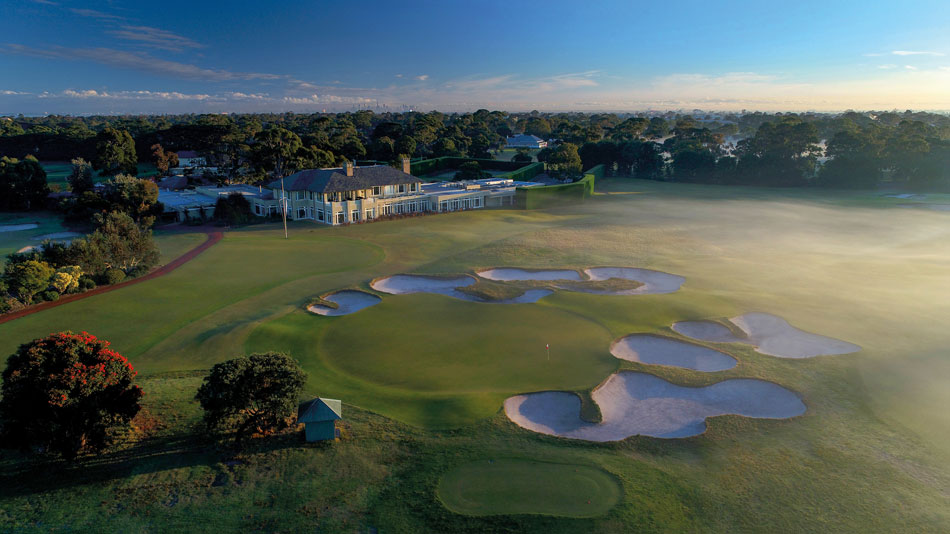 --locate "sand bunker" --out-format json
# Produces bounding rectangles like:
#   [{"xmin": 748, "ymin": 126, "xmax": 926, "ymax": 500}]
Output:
[
  {"xmin": 0, "ymin": 223, "xmax": 38, "ymax": 233},
  {"xmin": 505, "ymin": 372, "xmax": 805, "ymax": 440},
  {"xmin": 307, "ymin": 290, "xmax": 381, "ymax": 316},
  {"xmin": 478, "ymin": 268, "xmax": 582, "ymax": 281},
  {"xmin": 610, "ymin": 335, "xmax": 736, "ymax": 371},
  {"xmin": 672, "ymin": 321, "xmax": 745, "ymax": 343},
  {"xmin": 371, "ymin": 274, "xmax": 476, "ymax": 299},
  {"xmin": 730, "ymin": 312, "xmax": 861, "ymax": 359},
  {"xmin": 582, "ymin": 267, "xmax": 685, "ymax": 294},
  {"xmin": 34, "ymin": 231, "xmax": 81, "ymax": 241},
  {"xmin": 370, "ymin": 274, "xmax": 552, "ymax": 304}
]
